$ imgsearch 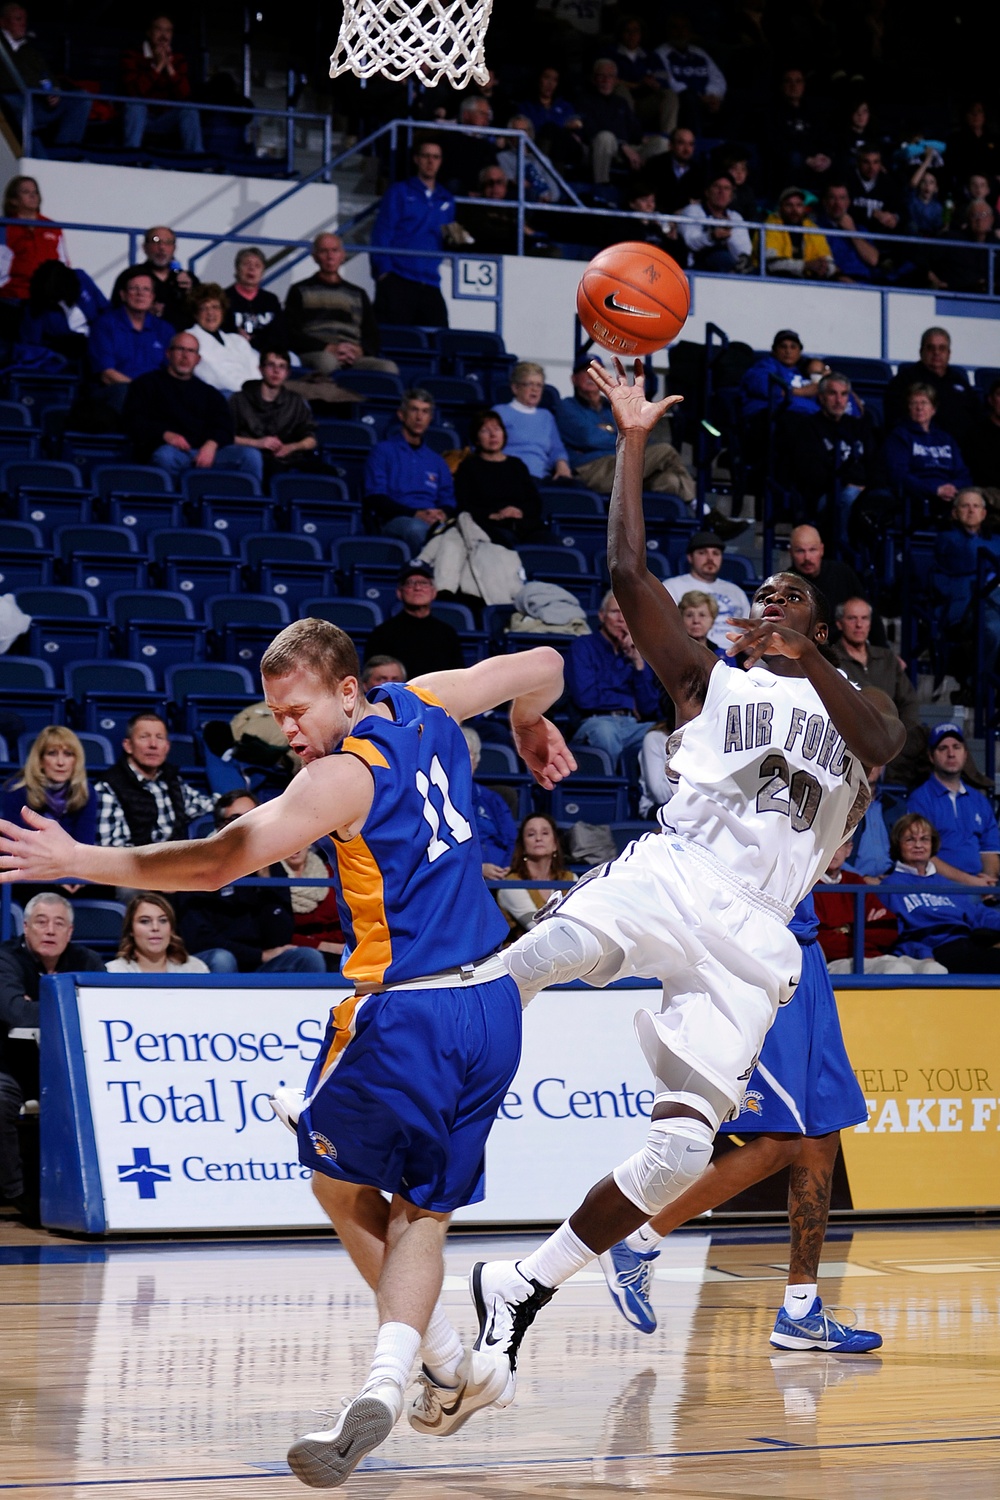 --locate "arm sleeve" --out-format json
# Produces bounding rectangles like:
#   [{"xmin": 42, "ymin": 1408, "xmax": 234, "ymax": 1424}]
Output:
[
  {"xmin": 632, "ymin": 663, "xmax": 662, "ymax": 717},
  {"xmin": 565, "ymin": 637, "xmax": 602, "ymax": 711},
  {"xmin": 89, "ymin": 316, "xmax": 116, "ymax": 375},
  {"xmin": 436, "ymin": 454, "xmax": 456, "ymax": 509},
  {"xmin": 727, "ymin": 214, "xmax": 753, "ymax": 259},
  {"xmin": 94, "ymin": 785, "xmax": 131, "ymax": 847},
  {"xmin": 0, "ymin": 955, "xmax": 38, "ymax": 1032},
  {"xmin": 977, "ymin": 797, "xmax": 1000, "ymax": 854},
  {"xmin": 204, "ymin": 386, "xmax": 235, "ymax": 448},
  {"xmin": 678, "ymin": 208, "xmax": 712, "ymax": 252},
  {"xmin": 364, "ymin": 444, "xmax": 390, "ymax": 499},
  {"xmin": 704, "ymin": 51, "xmax": 727, "ymax": 98},
  {"xmin": 72, "ymin": 792, "xmax": 98, "ymax": 846},
  {"xmin": 497, "ymin": 886, "xmax": 544, "ymax": 930},
  {"xmin": 543, "ymin": 411, "xmax": 569, "ymax": 470},
  {"xmin": 283, "ymin": 283, "xmax": 324, "ymax": 355},
  {"xmin": 953, "ymin": 439, "xmax": 972, "ymax": 488},
  {"xmin": 556, "ymin": 398, "xmax": 601, "ymax": 456}
]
